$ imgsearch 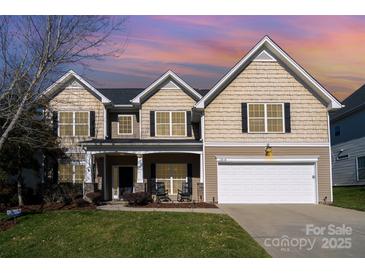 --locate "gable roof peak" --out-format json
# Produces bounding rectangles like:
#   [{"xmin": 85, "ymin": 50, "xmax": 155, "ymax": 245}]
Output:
[
  {"xmin": 195, "ymin": 36, "xmax": 342, "ymax": 110},
  {"xmin": 43, "ymin": 70, "xmax": 111, "ymax": 103},
  {"xmin": 130, "ymin": 70, "xmax": 202, "ymax": 105}
]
